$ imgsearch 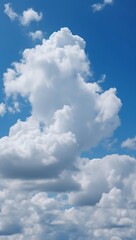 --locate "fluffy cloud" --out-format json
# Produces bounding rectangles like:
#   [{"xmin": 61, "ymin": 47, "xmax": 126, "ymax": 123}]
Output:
[
  {"xmin": 4, "ymin": 3, "xmax": 42, "ymax": 26},
  {"xmin": 92, "ymin": 0, "xmax": 113, "ymax": 12},
  {"xmin": 4, "ymin": 28, "xmax": 121, "ymax": 151},
  {"xmin": 69, "ymin": 154, "xmax": 136, "ymax": 207},
  {"xmin": 0, "ymin": 28, "xmax": 135, "ymax": 239},
  {"xmin": 20, "ymin": 8, "xmax": 42, "ymax": 26},
  {"xmin": 0, "ymin": 154, "xmax": 135, "ymax": 239},
  {"xmin": 121, "ymin": 136, "xmax": 136, "ymax": 150},
  {"xmin": 1, "ymin": 27, "xmax": 121, "ymax": 188},
  {"xmin": 29, "ymin": 30, "xmax": 44, "ymax": 41},
  {"xmin": 0, "ymin": 116, "xmax": 78, "ymax": 181}
]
